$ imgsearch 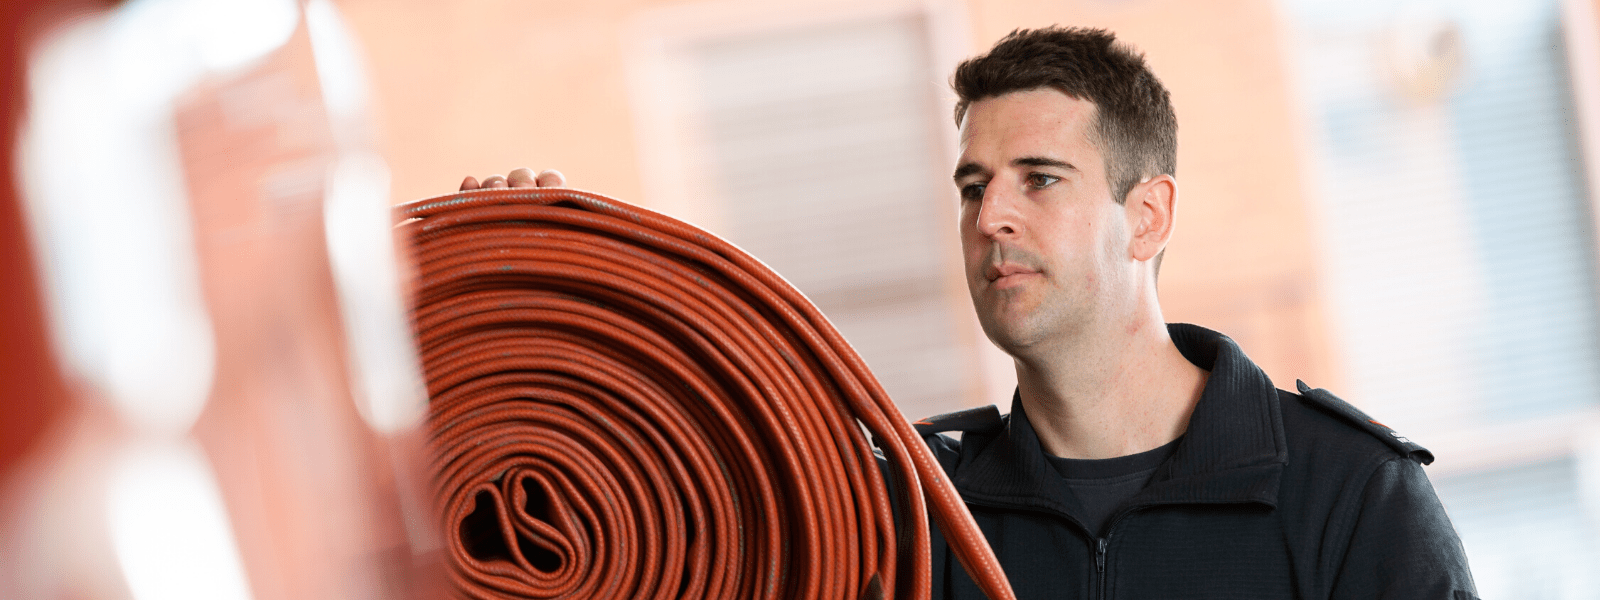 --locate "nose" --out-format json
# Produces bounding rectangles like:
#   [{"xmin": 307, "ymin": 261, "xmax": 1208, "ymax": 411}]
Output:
[{"xmin": 975, "ymin": 186, "xmax": 1019, "ymax": 239}]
